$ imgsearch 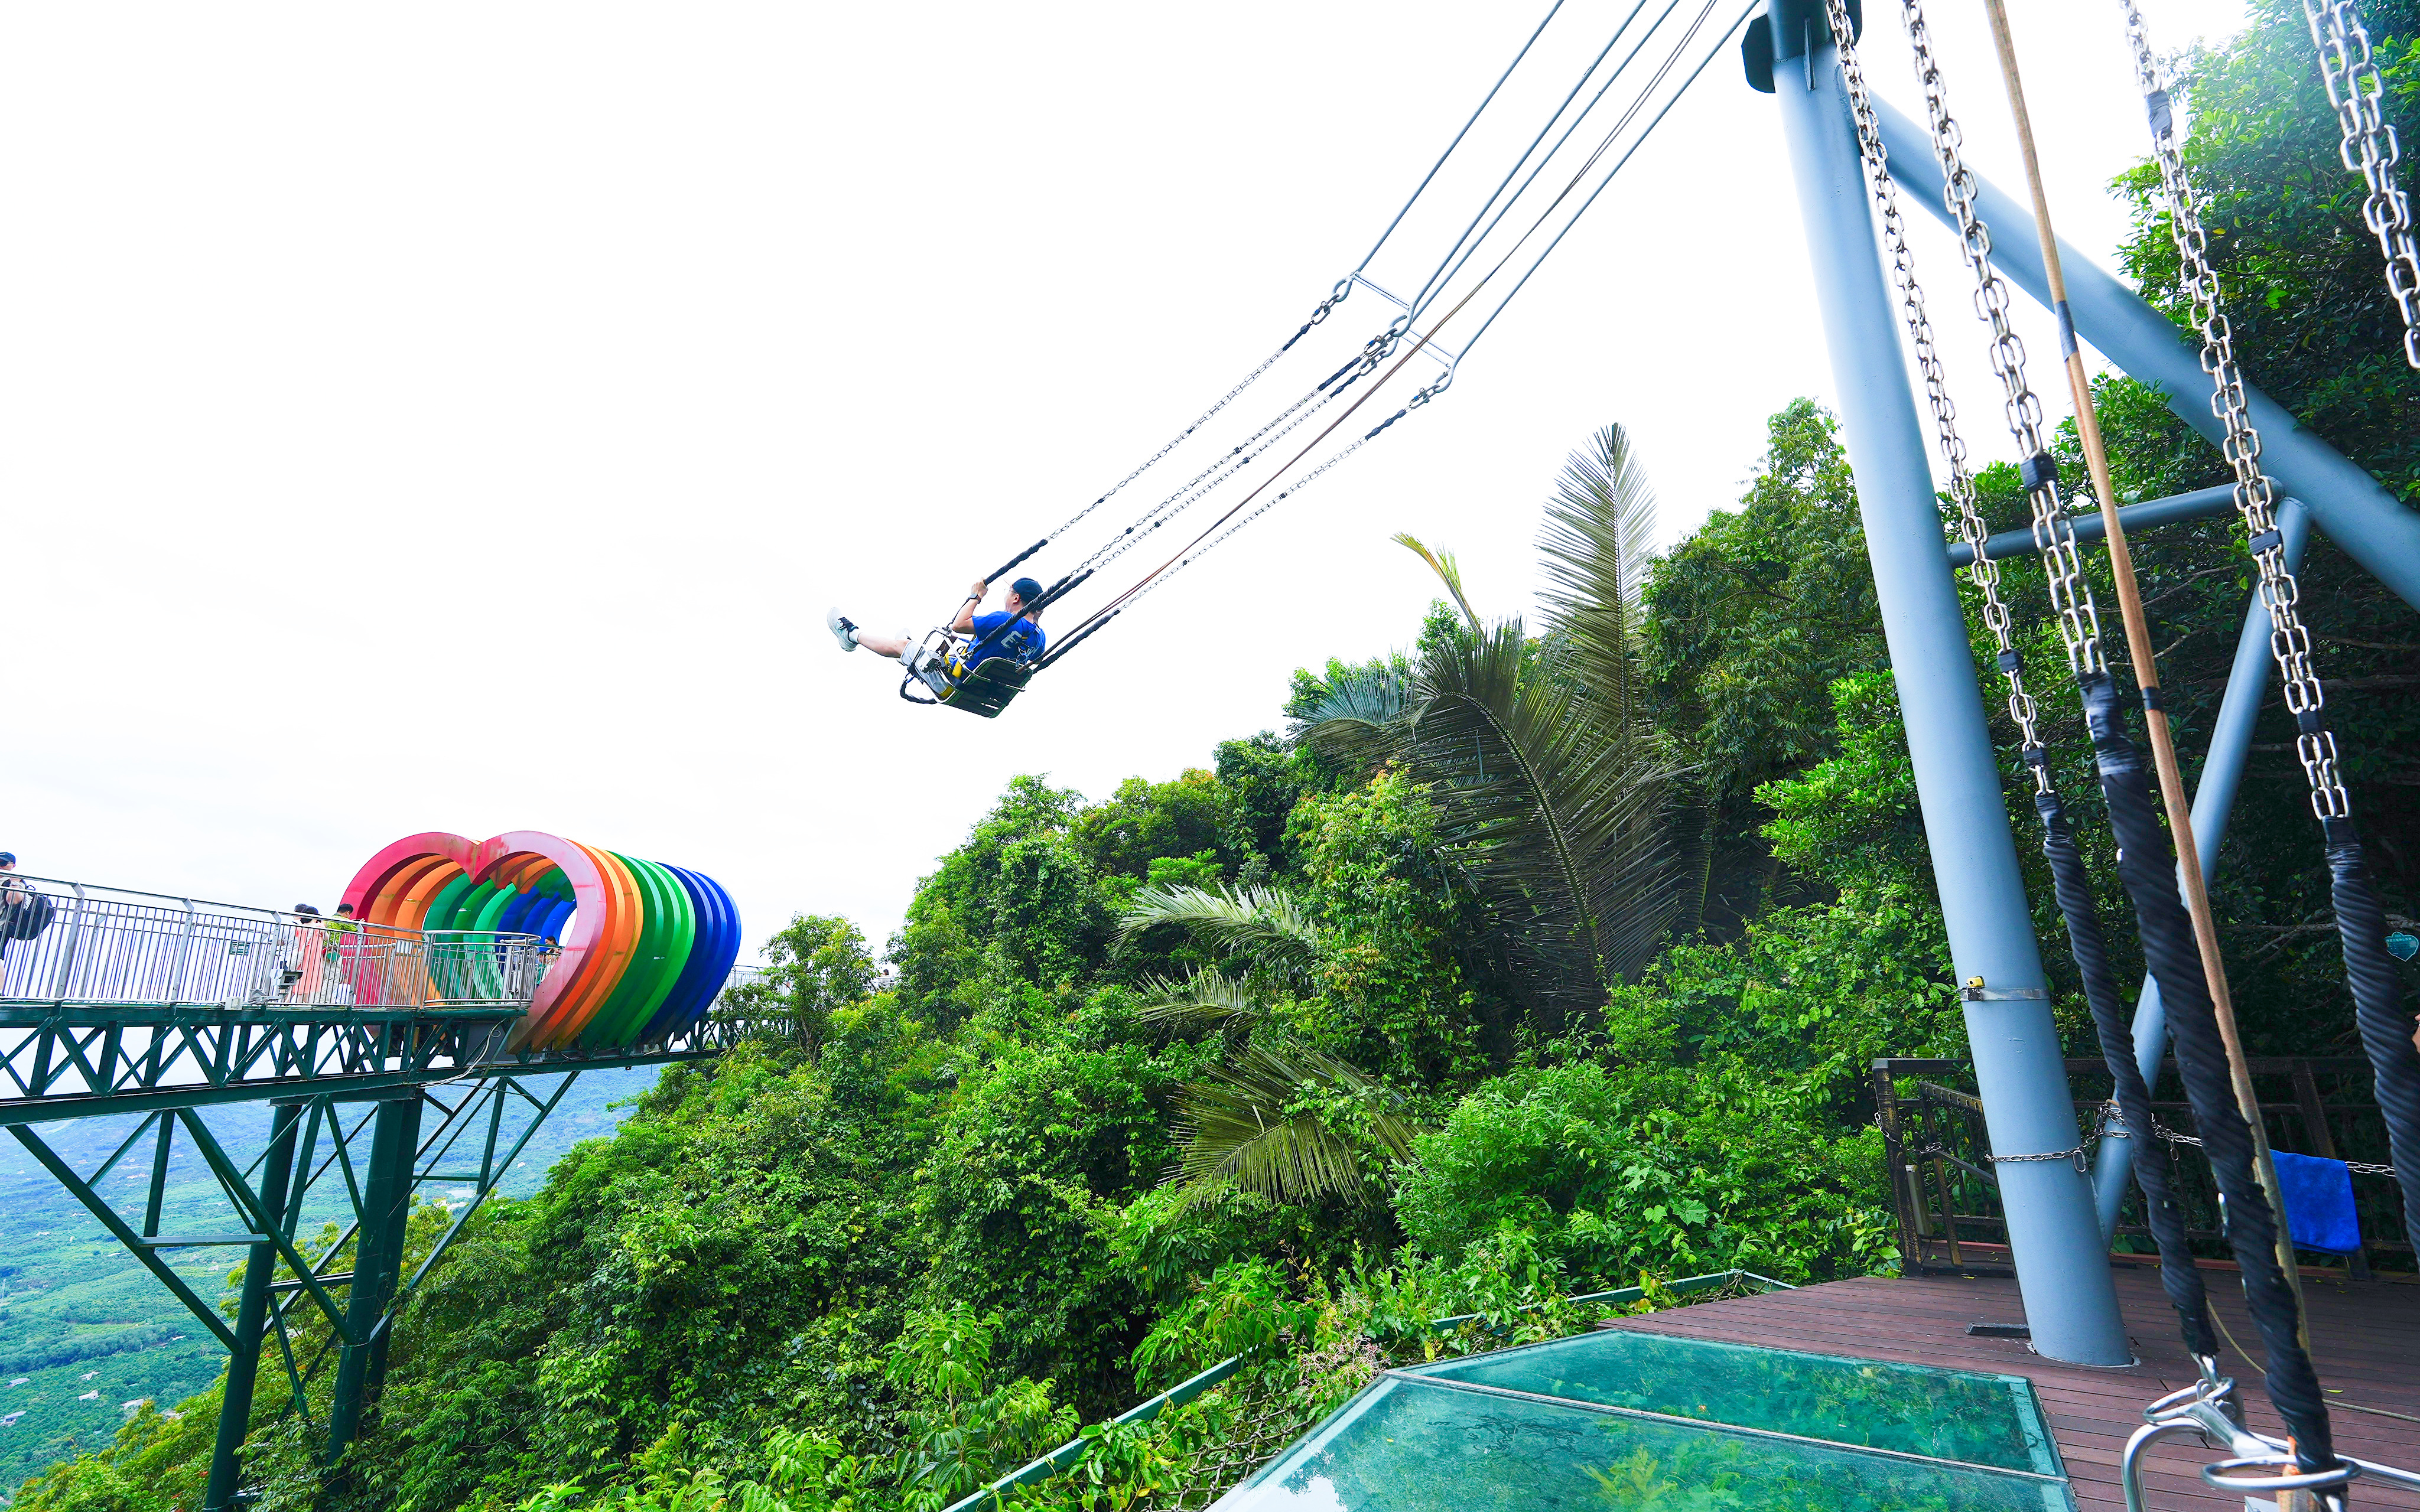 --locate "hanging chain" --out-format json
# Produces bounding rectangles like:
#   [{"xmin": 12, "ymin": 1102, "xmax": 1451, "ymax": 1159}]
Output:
[
  {"xmin": 1824, "ymin": 0, "xmax": 2051, "ymax": 787},
  {"xmin": 1898, "ymin": 0, "xmax": 2109, "ymax": 685},
  {"xmin": 2119, "ymin": 3, "xmax": 2354, "ymax": 826},
  {"xmin": 1120, "ymin": 435, "xmax": 1376, "ymax": 610},
  {"xmin": 2301, "ymin": 0, "xmax": 2420, "ymax": 369},
  {"xmin": 1078, "ymin": 379, "xmax": 1354, "ymax": 575},
  {"xmin": 1042, "ymin": 337, "xmax": 1299, "ymax": 550}
]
